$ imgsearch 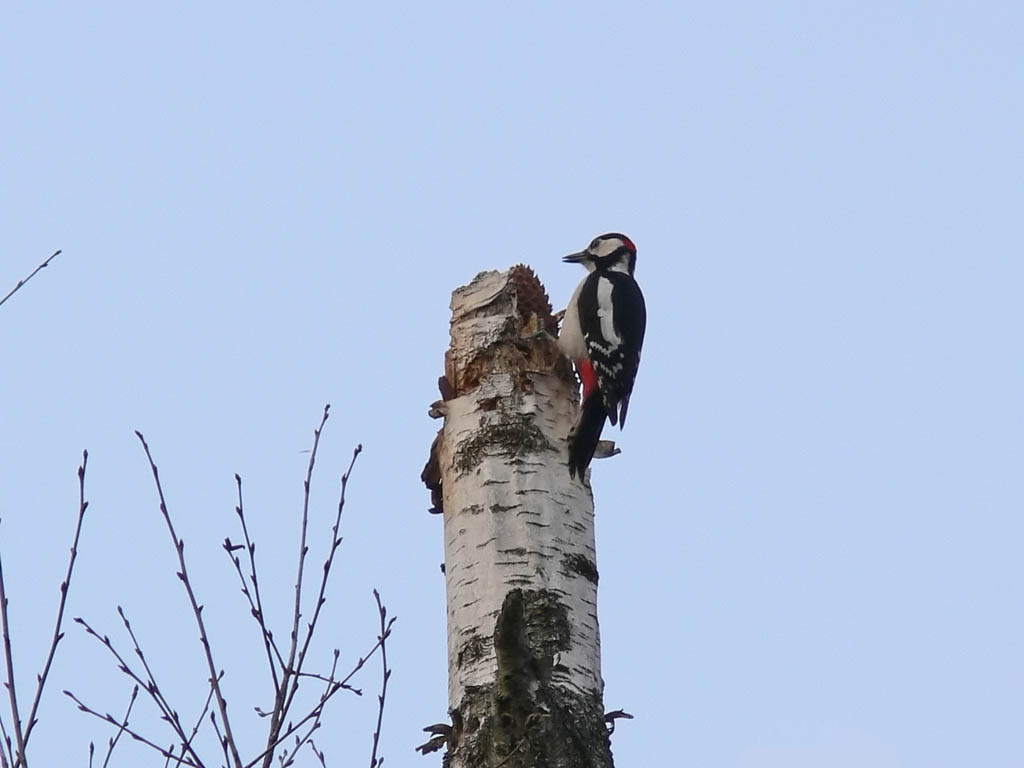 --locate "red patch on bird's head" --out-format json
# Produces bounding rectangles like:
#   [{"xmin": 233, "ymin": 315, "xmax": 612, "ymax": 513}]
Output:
[{"xmin": 599, "ymin": 232, "xmax": 635, "ymax": 254}]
